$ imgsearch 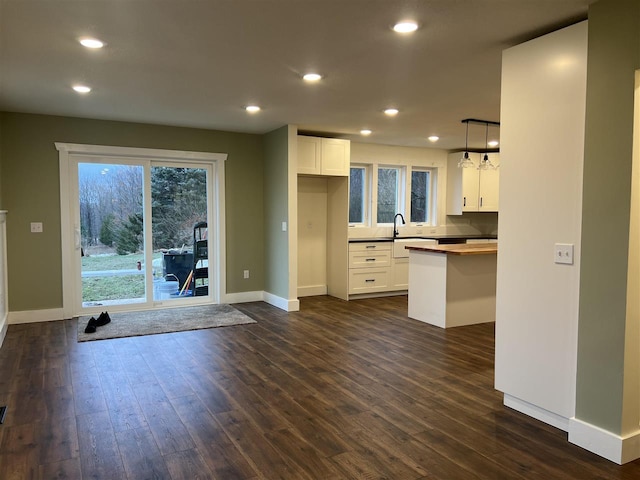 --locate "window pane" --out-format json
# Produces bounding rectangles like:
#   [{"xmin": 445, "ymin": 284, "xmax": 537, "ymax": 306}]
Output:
[
  {"xmin": 349, "ymin": 167, "xmax": 364, "ymax": 223},
  {"xmin": 377, "ymin": 168, "xmax": 398, "ymax": 224},
  {"xmin": 411, "ymin": 170, "xmax": 430, "ymax": 223}
]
